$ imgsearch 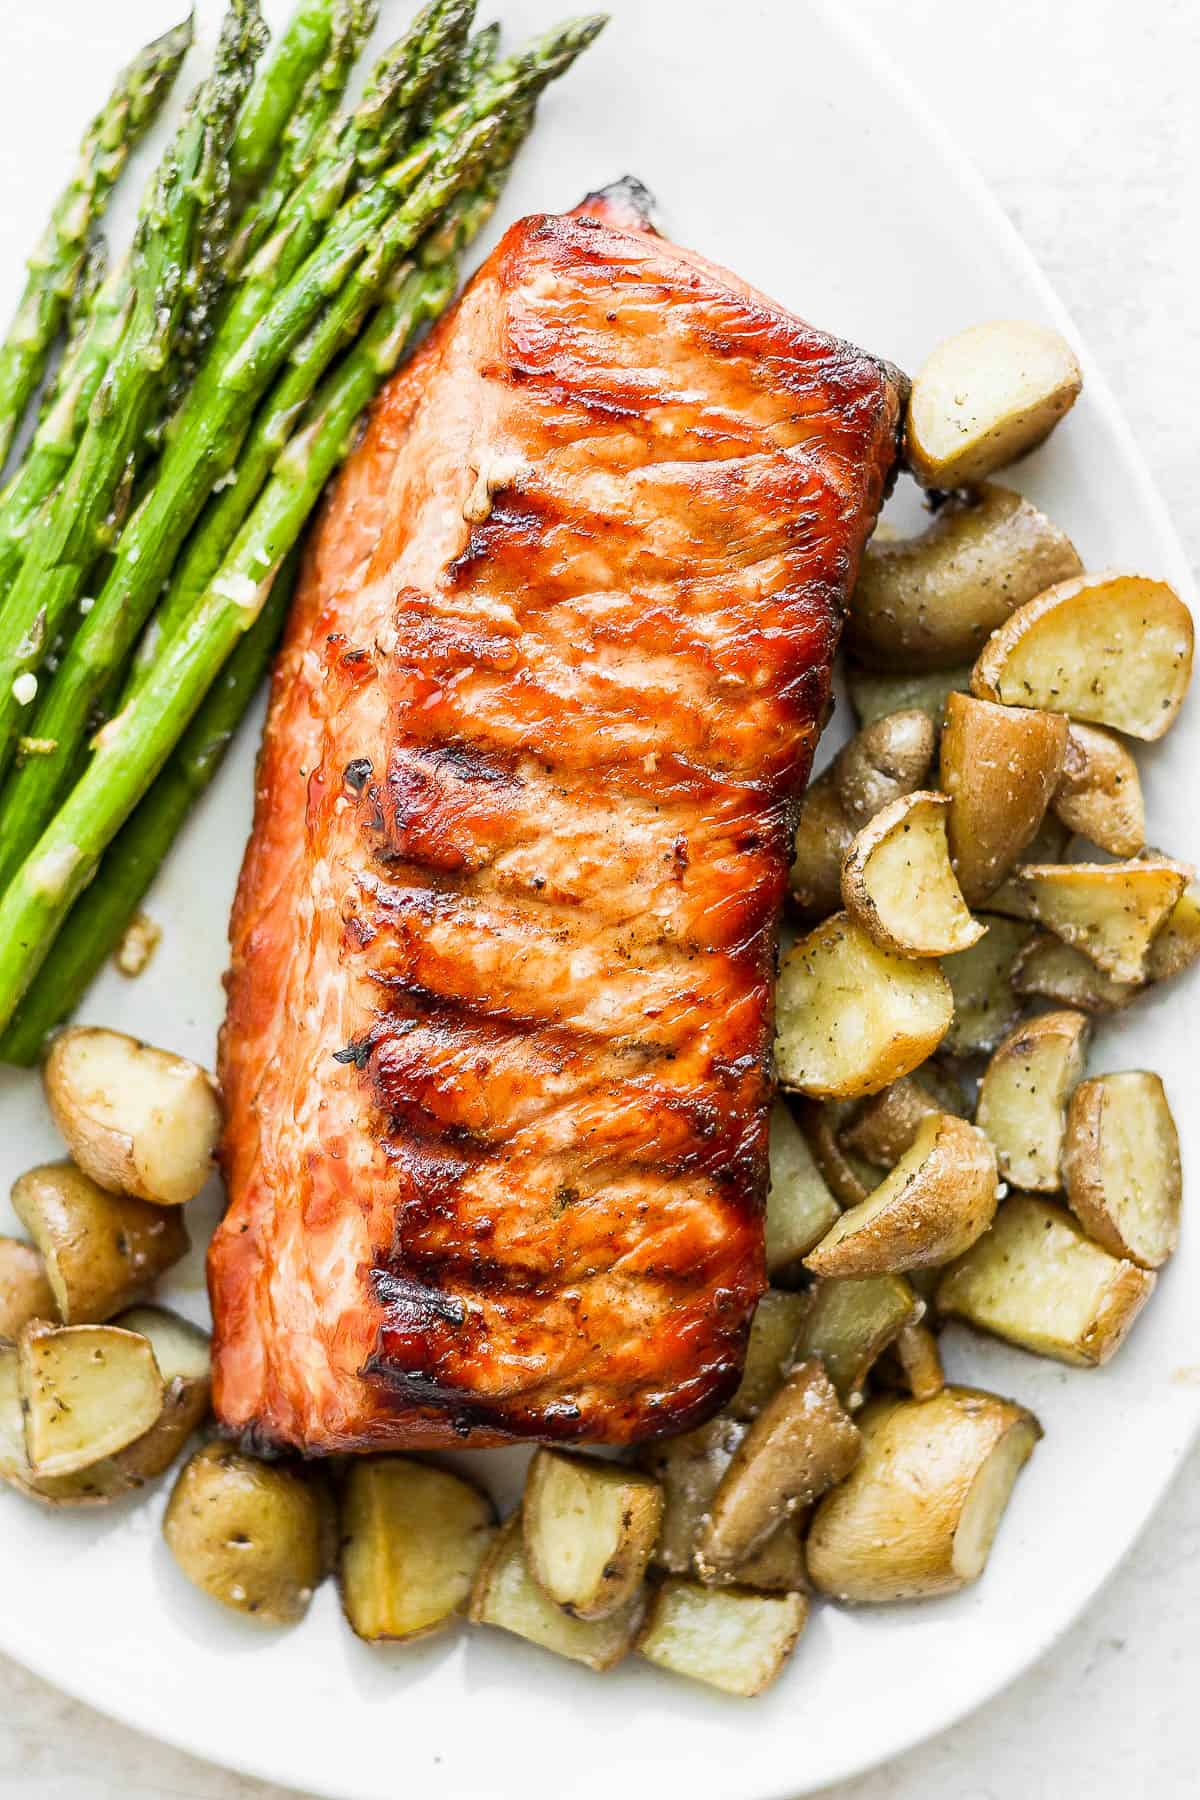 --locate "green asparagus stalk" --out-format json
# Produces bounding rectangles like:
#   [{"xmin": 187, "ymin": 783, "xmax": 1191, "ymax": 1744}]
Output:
[
  {"xmin": 0, "ymin": 17, "xmax": 193, "ymax": 470},
  {"xmin": 0, "ymin": 546, "xmax": 302, "ymax": 1067},
  {"xmin": 225, "ymin": 0, "xmax": 380, "ymax": 279},
  {"xmin": 0, "ymin": 1, "xmax": 266, "ymax": 784},
  {"xmin": 230, "ymin": 0, "xmax": 338, "ymax": 197}
]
